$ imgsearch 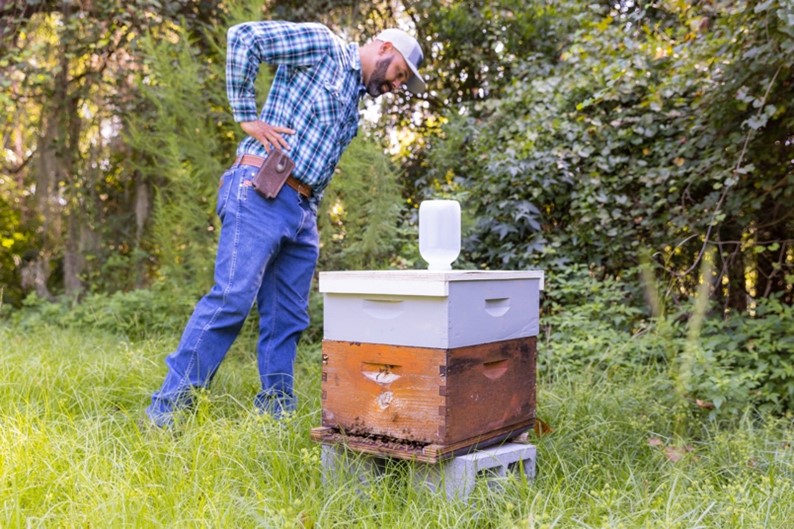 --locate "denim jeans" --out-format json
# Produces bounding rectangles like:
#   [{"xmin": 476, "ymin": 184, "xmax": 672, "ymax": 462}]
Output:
[{"xmin": 146, "ymin": 162, "xmax": 319, "ymax": 427}]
